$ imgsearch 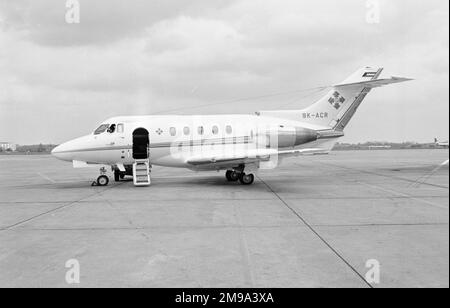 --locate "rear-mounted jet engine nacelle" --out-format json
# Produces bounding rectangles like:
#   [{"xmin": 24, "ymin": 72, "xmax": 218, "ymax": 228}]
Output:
[{"xmin": 274, "ymin": 127, "xmax": 318, "ymax": 148}]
